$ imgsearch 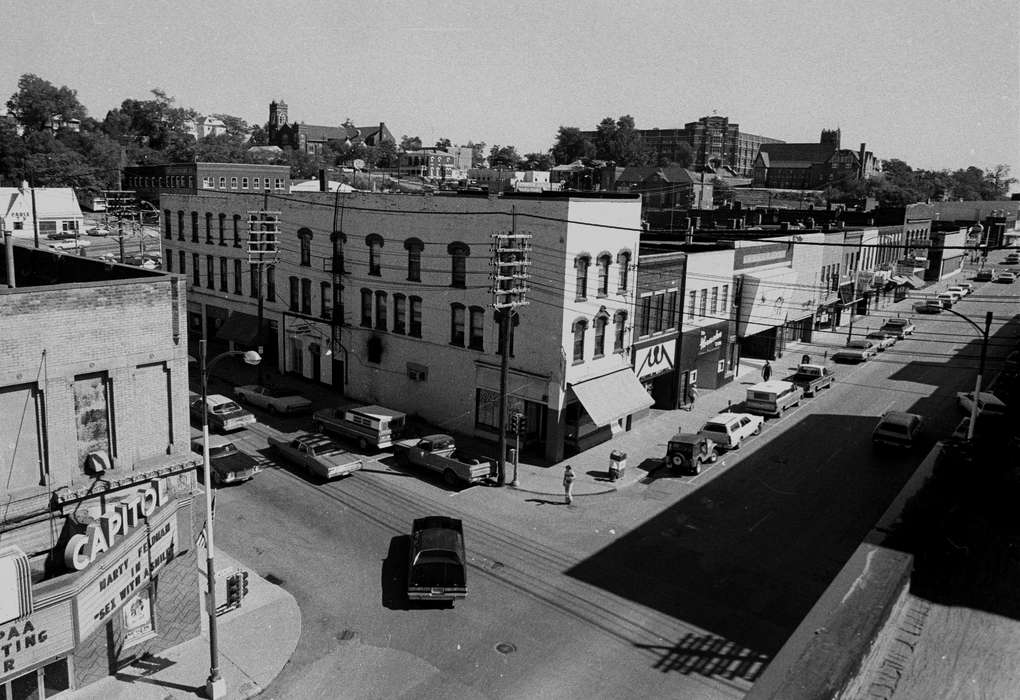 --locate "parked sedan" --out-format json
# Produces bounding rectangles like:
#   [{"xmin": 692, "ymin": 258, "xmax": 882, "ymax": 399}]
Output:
[
  {"xmin": 190, "ymin": 434, "xmax": 260, "ymax": 486},
  {"xmin": 913, "ymin": 299, "xmax": 944, "ymax": 314},
  {"xmin": 267, "ymin": 432, "xmax": 363, "ymax": 480},
  {"xmin": 880, "ymin": 318, "xmax": 915, "ymax": 339},
  {"xmin": 189, "ymin": 393, "xmax": 257, "ymax": 432},
  {"xmin": 995, "ymin": 271, "xmax": 1017, "ymax": 284},
  {"xmin": 832, "ymin": 339, "xmax": 878, "ymax": 363},
  {"xmin": 946, "ymin": 285, "xmax": 969, "ymax": 298},
  {"xmin": 865, "ymin": 331, "xmax": 897, "ymax": 351},
  {"xmin": 234, "ymin": 384, "xmax": 313, "ymax": 414},
  {"xmin": 956, "ymin": 391, "xmax": 1008, "ymax": 418}
]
